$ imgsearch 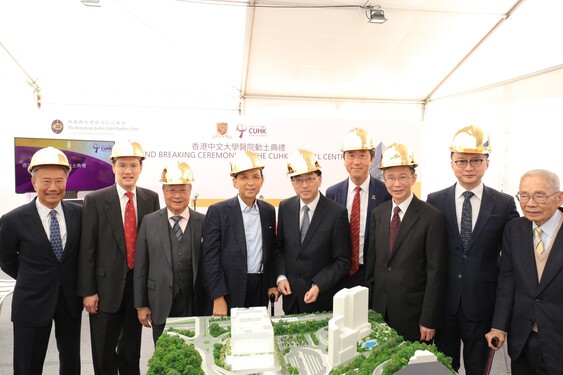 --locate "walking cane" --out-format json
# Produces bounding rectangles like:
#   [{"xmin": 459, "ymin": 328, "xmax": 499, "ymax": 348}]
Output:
[
  {"xmin": 269, "ymin": 294, "xmax": 276, "ymax": 317},
  {"xmin": 483, "ymin": 337, "xmax": 499, "ymax": 375}
]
